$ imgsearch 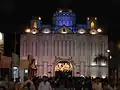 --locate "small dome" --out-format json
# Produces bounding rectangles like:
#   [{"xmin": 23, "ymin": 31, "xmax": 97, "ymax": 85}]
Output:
[
  {"xmin": 31, "ymin": 28, "xmax": 38, "ymax": 34},
  {"xmin": 42, "ymin": 28, "xmax": 51, "ymax": 34},
  {"xmin": 90, "ymin": 29, "xmax": 98, "ymax": 35},
  {"xmin": 77, "ymin": 29, "xmax": 86, "ymax": 34}
]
